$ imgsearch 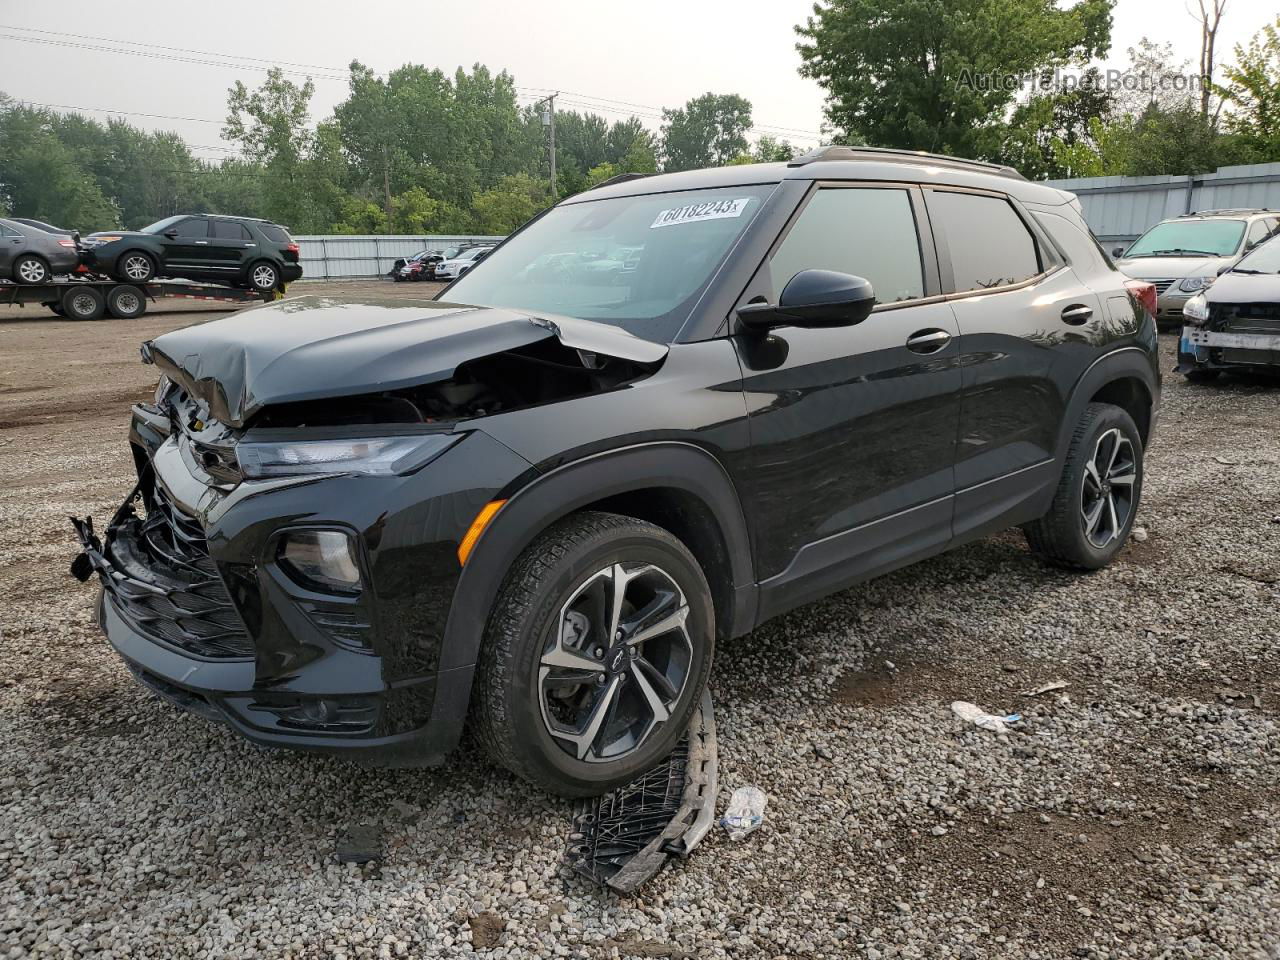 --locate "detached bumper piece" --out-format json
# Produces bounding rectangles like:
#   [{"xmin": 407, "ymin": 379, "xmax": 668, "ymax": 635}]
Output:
[{"xmin": 564, "ymin": 689, "xmax": 717, "ymax": 895}]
